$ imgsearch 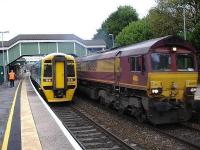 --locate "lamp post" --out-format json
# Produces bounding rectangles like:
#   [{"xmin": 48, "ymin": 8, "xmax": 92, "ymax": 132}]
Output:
[
  {"xmin": 109, "ymin": 34, "xmax": 115, "ymax": 48},
  {"xmin": 183, "ymin": 6, "xmax": 186, "ymax": 40},
  {"xmin": 181, "ymin": 0, "xmax": 186, "ymax": 40},
  {"xmin": 0, "ymin": 31, "xmax": 9, "ymax": 82}
]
